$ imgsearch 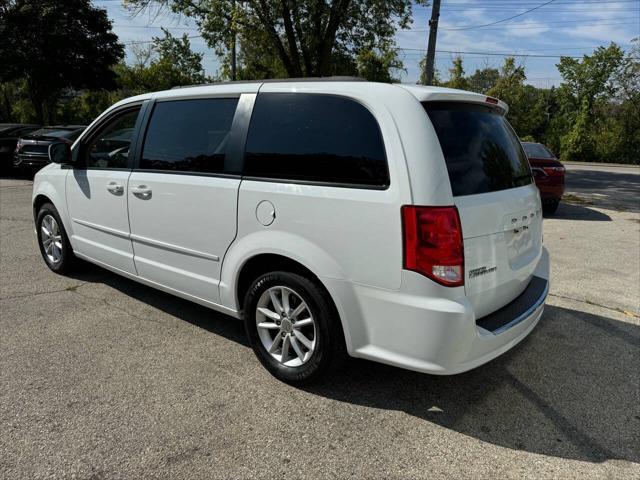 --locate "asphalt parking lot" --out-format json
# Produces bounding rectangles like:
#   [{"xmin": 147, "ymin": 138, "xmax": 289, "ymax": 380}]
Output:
[{"xmin": 1, "ymin": 165, "xmax": 638, "ymax": 479}]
